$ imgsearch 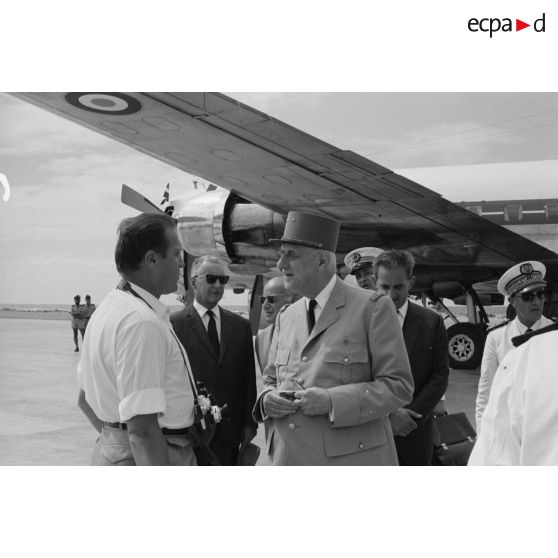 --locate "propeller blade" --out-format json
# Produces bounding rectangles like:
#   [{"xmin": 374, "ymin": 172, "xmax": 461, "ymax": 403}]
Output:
[
  {"xmin": 249, "ymin": 274, "xmax": 264, "ymax": 335},
  {"xmin": 121, "ymin": 184, "xmax": 164, "ymax": 214}
]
